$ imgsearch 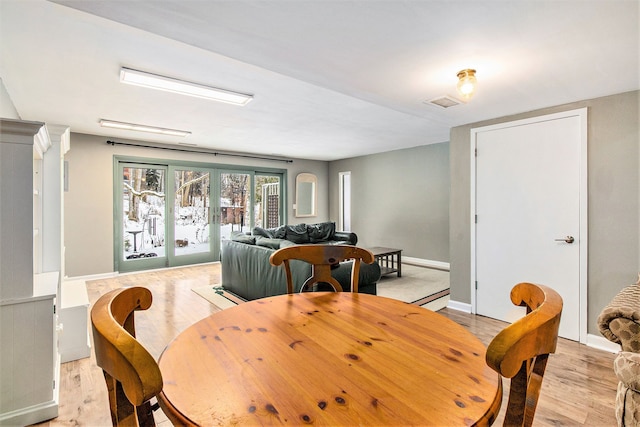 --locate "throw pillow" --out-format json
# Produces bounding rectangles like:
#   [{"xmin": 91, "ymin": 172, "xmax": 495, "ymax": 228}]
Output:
[
  {"xmin": 230, "ymin": 232, "xmax": 256, "ymax": 245},
  {"xmin": 271, "ymin": 225, "xmax": 287, "ymax": 239},
  {"xmin": 252, "ymin": 227, "xmax": 273, "ymax": 238},
  {"xmin": 307, "ymin": 222, "xmax": 336, "ymax": 243},
  {"xmin": 285, "ymin": 224, "xmax": 310, "ymax": 244}
]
